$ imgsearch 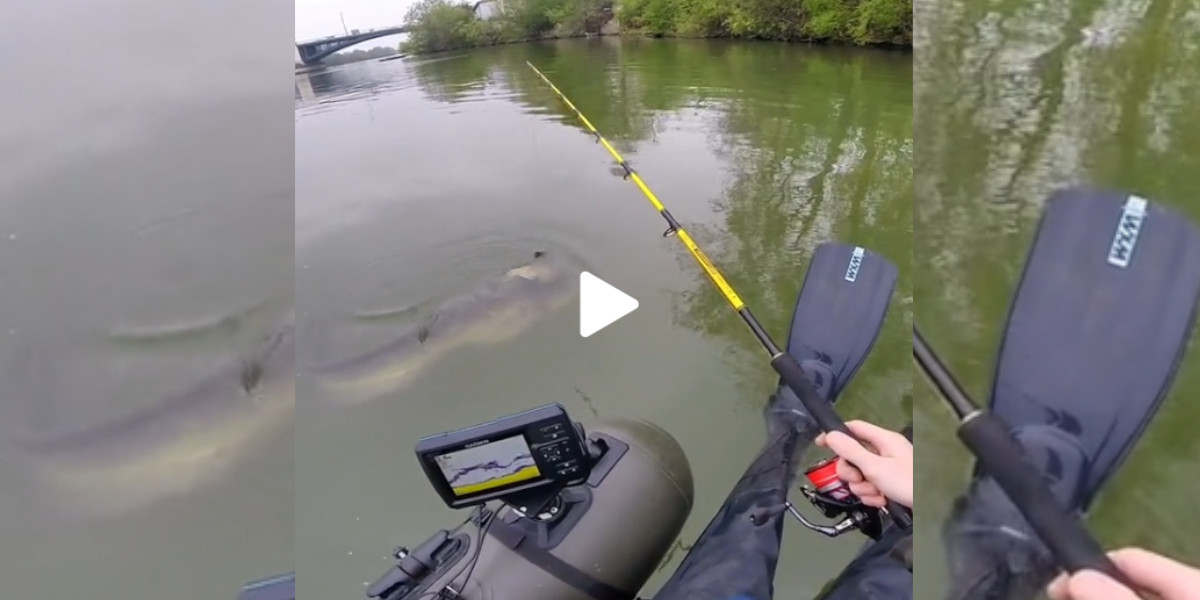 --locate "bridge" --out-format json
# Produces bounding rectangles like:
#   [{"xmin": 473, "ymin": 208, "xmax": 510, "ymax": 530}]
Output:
[{"xmin": 295, "ymin": 26, "xmax": 409, "ymax": 65}]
